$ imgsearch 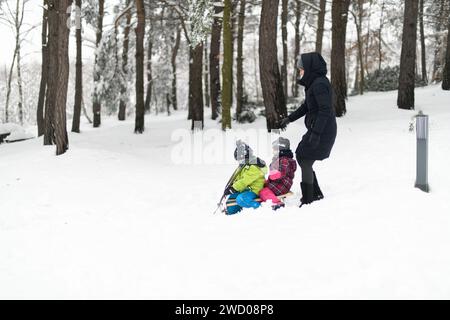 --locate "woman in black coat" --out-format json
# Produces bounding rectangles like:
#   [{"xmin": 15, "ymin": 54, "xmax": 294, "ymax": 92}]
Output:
[{"xmin": 280, "ymin": 52, "xmax": 337, "ymax": 207}]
